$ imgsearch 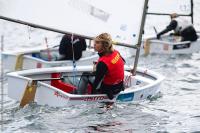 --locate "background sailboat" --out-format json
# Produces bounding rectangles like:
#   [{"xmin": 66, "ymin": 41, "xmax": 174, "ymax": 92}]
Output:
[{"xmin": 129, "ymin": 0, "xmax": 200, "ymax": 56}]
